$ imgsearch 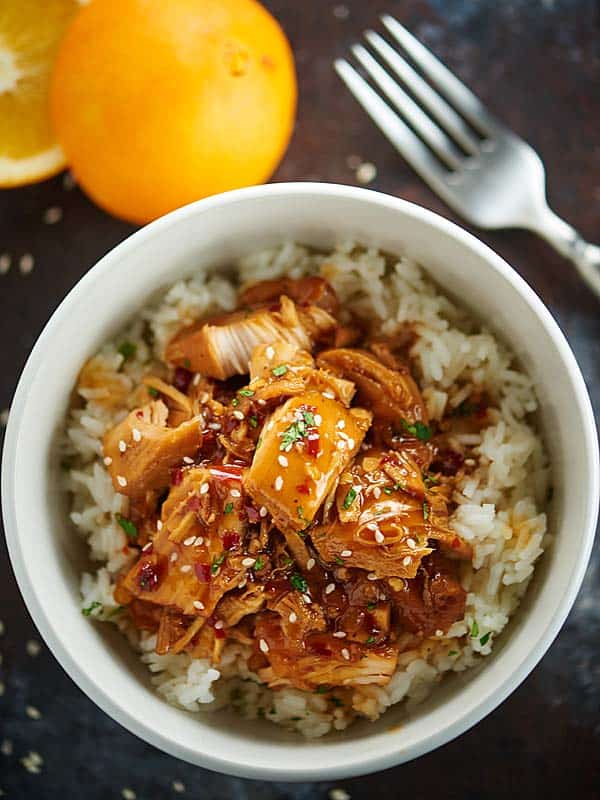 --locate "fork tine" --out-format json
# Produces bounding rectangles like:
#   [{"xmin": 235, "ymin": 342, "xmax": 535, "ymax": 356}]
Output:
[
  {"xmin": 334, "ymin": 58, "xmax": 450, "ymax": 190},
  {"xmin": 351, "ymin": 44, "xmax": 463, "ymax": 171},
  {"xmin": 365, "ymin": 30, "xmax": 480, "ymax": 156},
  {"xmin": 381, "ymin": 15, "xmax": 496, "ymax": 138}
]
